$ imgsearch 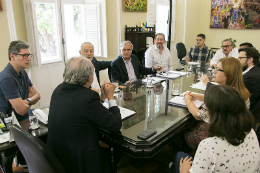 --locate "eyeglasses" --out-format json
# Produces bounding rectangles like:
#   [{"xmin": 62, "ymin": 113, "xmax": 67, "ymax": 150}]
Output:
[
  {"xmin": 14, "ymin": 53, "xmax": 33, "ymax": 59},
  {"xmin": 221, "ymin": 45, "xmax": 231, "ymax": 48},
  {"xmin": 238, "ymin": 56, "xmax": 248, "ymax": 60},
  {"xmin": 196, "ymin": 39, "xmax": 203, "ymax": 41},
  {"xmin": 214, "ymin": 67, "xmax": 224, "ymax": 73}
]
